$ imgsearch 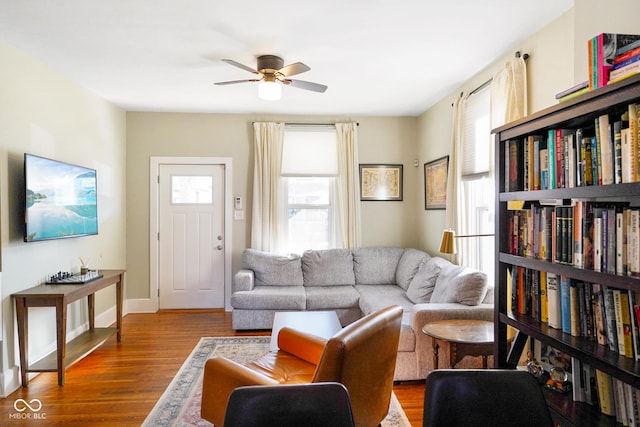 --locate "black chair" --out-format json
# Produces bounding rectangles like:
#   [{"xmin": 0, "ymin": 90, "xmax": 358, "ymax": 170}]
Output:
[
  {"xmin": 423, "ymin": 369, "xmax": 554, "ymax": 427},
  {"xmin": 223, "ymin": 382, "xmax": 355, "ymax": 427}
]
